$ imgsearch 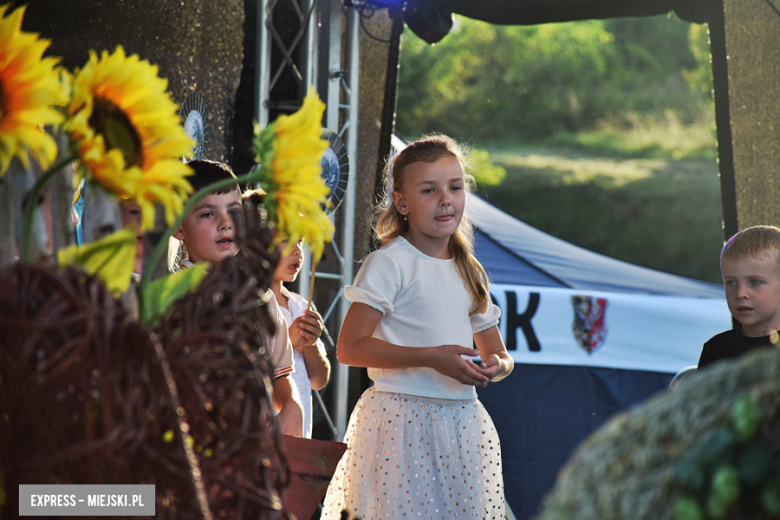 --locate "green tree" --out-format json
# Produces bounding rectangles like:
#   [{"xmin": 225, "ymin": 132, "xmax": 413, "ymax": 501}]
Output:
[
  {"xmin": 397, "ymin": 14, "xmax": 712, "ymax": 141},
  {"xmin": 683, "ymin": 23, "xmax": 714, "ymax": 96}
]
